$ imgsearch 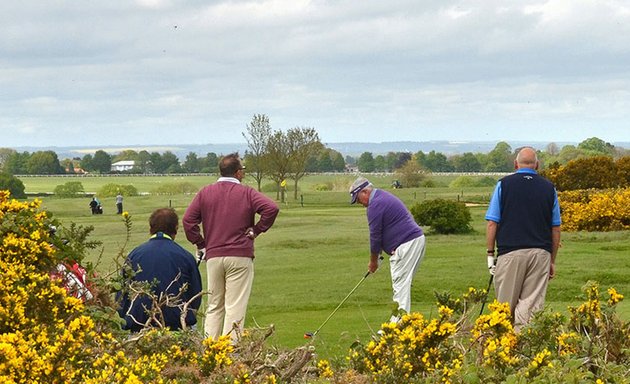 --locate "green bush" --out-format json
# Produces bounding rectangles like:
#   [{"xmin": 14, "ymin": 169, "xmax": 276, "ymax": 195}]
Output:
[
  {"xmin": 314, "ymin": 183, "xmax": 332, "ymax": 191},
  {"xmin": 0, "ymin": 172, "xmax": 26, "ymax": 199},
  {"xmin": 260, "ymin": 182, "xmax": 296, "ymax": 193},
  {"xmin": 449, "ymin": 176, "xmax": 476, "ymax": 188},
  {"xmin": 53, "ymin": 181, "xmax": 85, "ymax": 198},
  {"xmin": 97, "ymin": 183, "xmax": 139, "ymax": 197},
  {"xmin": 421, "ymin": 179, "xmax": 437, "ymax": 188},
  {"xmin": 152, "ymin": 182, "xmax": 199, "ymax": 195},
  {"xmin": 542, "ymin": 156, "xmax": 620, "ymax": 191},
  {"xmin": 410, "ymin": 198, "xmax": 472, "ymax": 234},
  {"xmin": 449, "ymin": 175, "xmax": 498, "ymax": 188}
]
